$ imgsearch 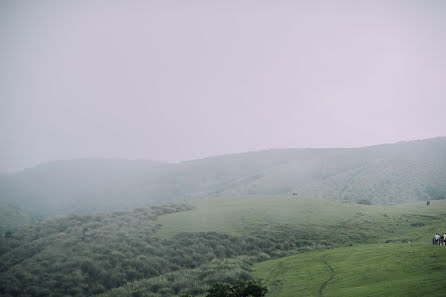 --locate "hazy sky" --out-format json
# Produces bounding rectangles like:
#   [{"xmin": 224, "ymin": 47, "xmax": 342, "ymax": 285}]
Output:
[{"xmin": 1, "ymin": 0, "xmax": 446, "ymax": 172}]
